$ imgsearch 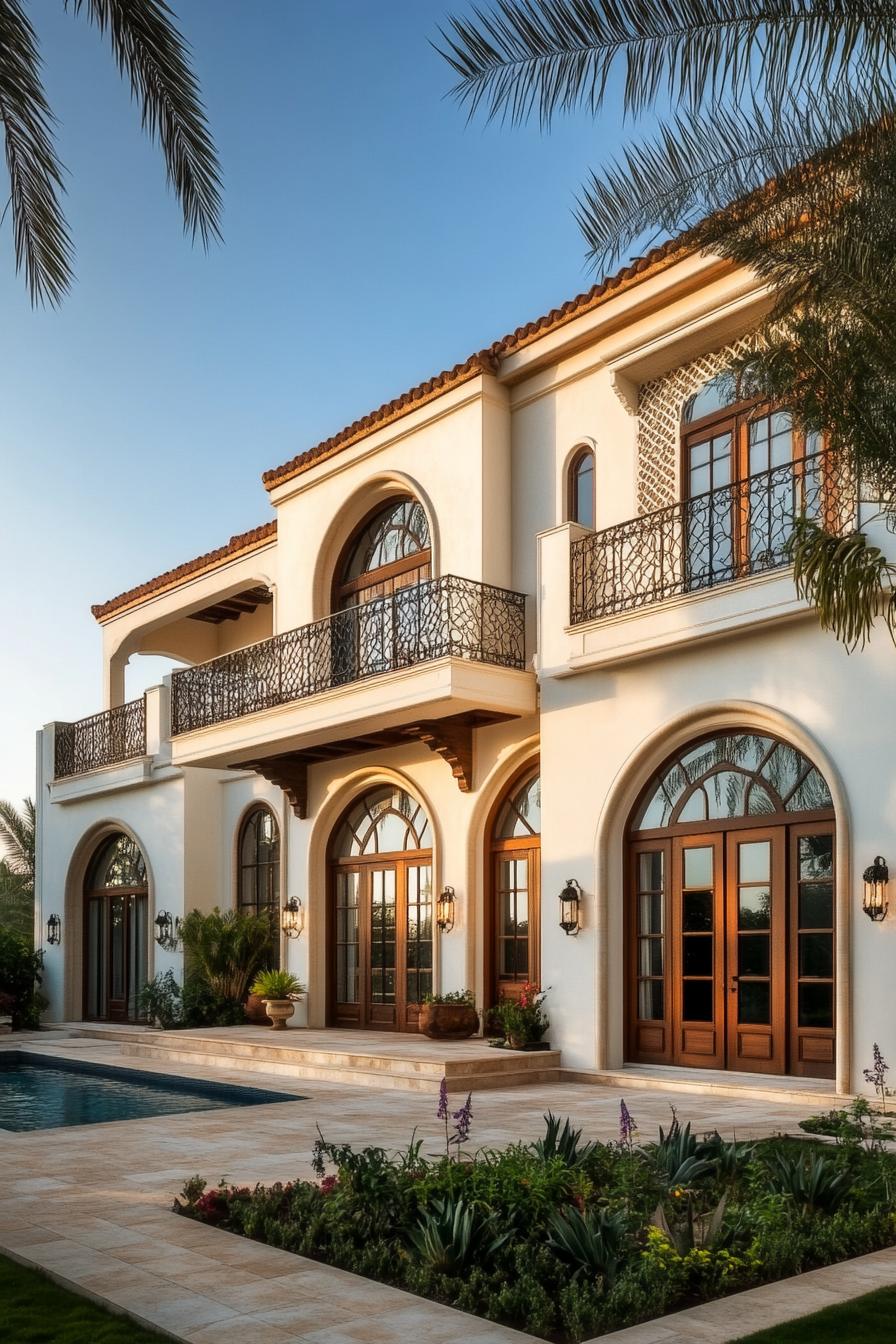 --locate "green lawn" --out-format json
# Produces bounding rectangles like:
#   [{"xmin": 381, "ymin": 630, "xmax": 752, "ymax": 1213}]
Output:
[
  {"xmin": 738, "ymin": 1284, "xmax": 896, "ymax": 1342},
  {"xmin": 0, "ymin": 1255, "xmax": 166, "ymax": 1343}
]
